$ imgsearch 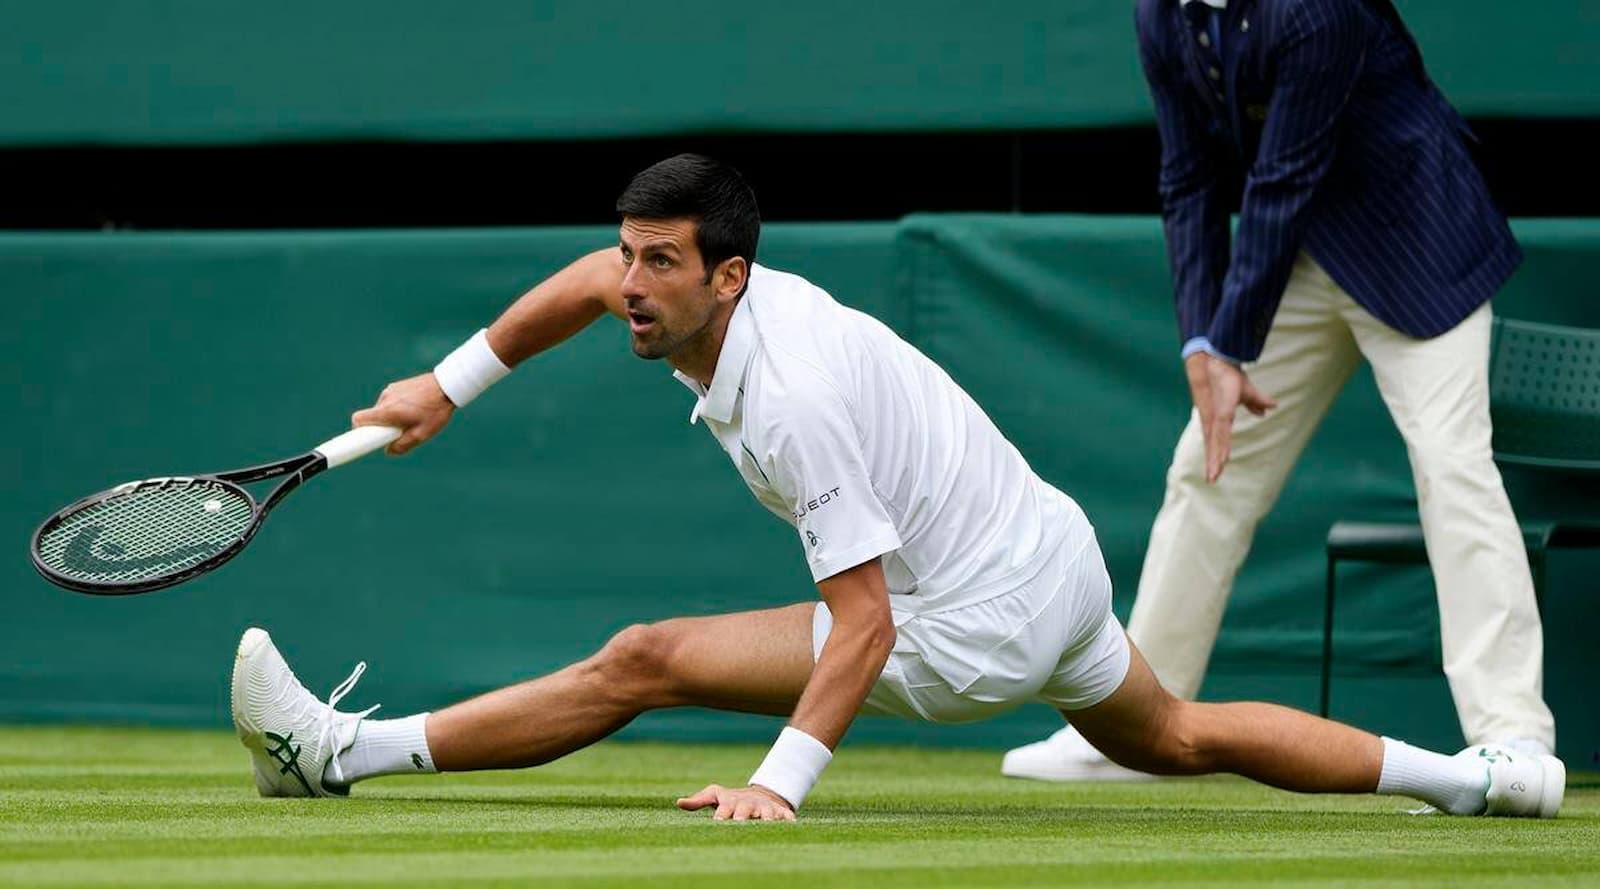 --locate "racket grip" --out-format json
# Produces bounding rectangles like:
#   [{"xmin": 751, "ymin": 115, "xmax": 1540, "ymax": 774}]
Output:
[{"xmin": 315, "ymin": 426, "xmax": 403, "ymax": 468}]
